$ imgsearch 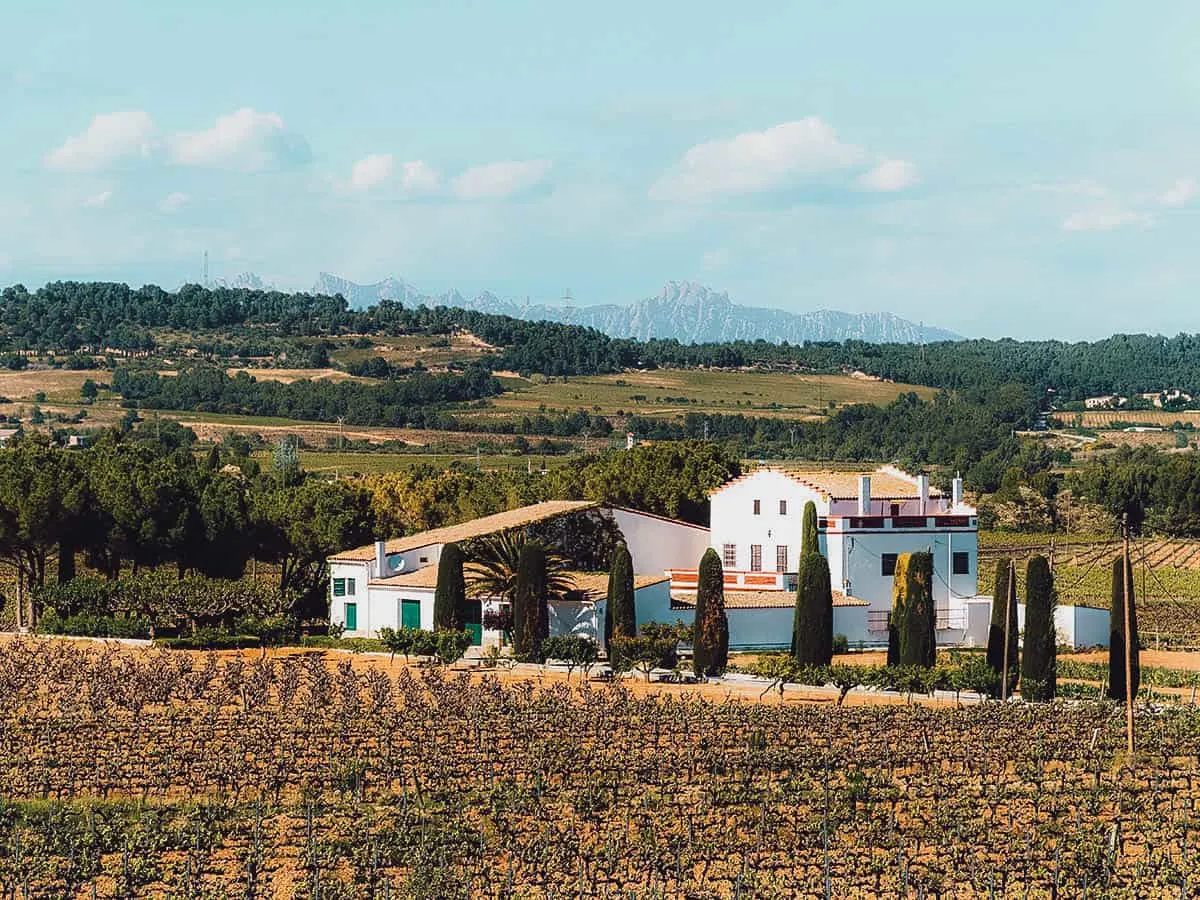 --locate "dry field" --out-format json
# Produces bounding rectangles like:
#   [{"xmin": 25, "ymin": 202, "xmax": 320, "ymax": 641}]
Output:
[
  {"xmin": 1, "ymin": 636, "xmax": 1199, "ymax": 896},
  {"xmin": 225, "ymin": 367, "xmax": 365, "ymax": 384},
  {"xmin": 1055, "ymin": 409, "xmax": 1200, "ymax": 428}
]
